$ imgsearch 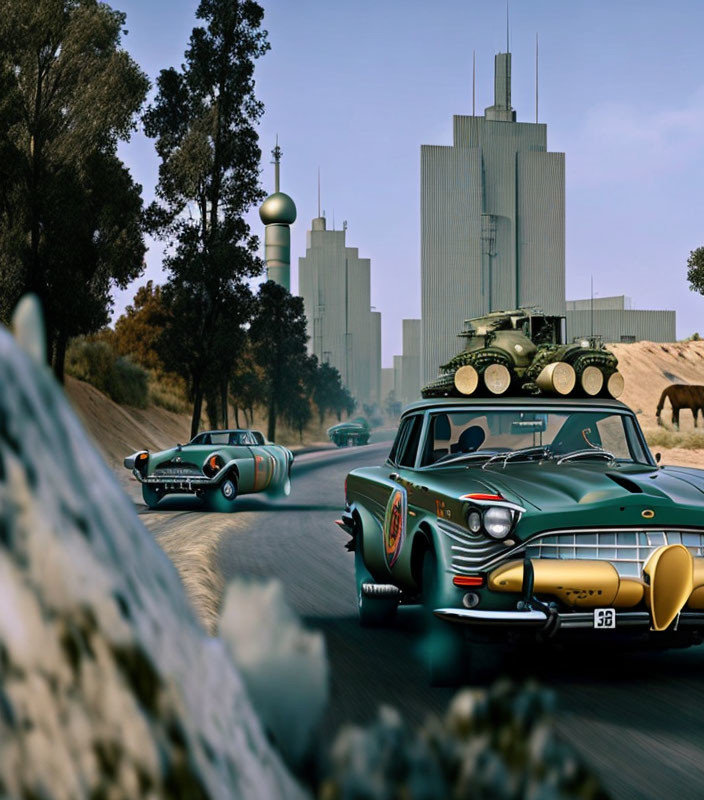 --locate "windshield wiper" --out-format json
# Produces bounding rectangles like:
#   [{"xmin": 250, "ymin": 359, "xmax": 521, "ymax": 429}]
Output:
[
  {"xmin": 481, "ymin": 446, "xmax": 553, "ymax": 470},
  {"xmin": 431, "ymin": 450, "xmax": 500, "ymax": 467},
  {"xmin": 556, "ymin": 448, "xmax": 616, "ymax": 465}
]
